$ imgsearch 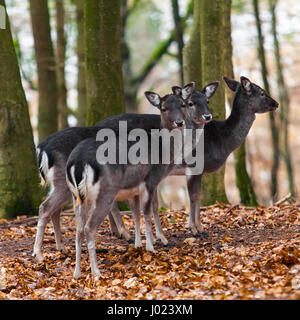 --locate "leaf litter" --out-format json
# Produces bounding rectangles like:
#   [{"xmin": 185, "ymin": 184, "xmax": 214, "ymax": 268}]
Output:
[{"xmin": 0, "ymin": 201, "xmax": 299, "ymax": 300}]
